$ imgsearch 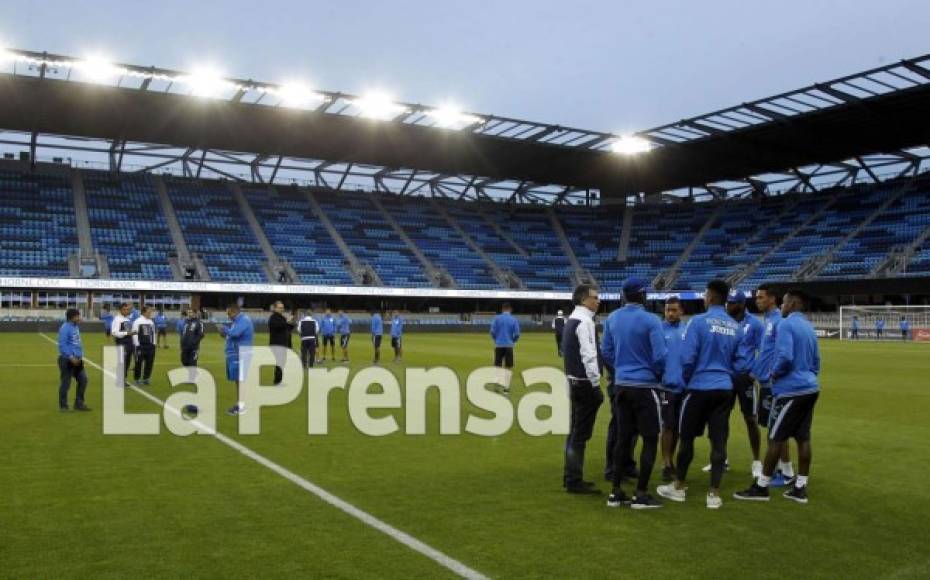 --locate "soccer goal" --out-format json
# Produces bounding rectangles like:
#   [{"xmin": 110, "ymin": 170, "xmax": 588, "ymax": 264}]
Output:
[{"xmin": 839, "ymin": 305, "xmax": 930, "ymax": 342}]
